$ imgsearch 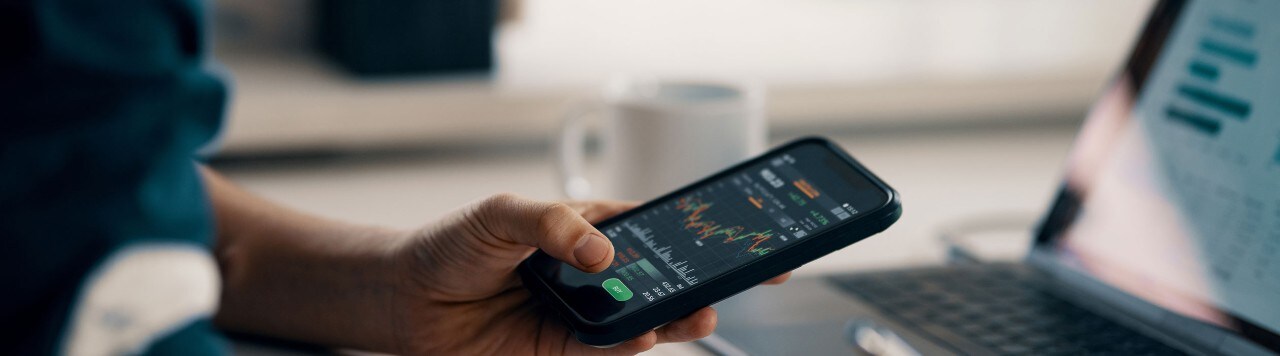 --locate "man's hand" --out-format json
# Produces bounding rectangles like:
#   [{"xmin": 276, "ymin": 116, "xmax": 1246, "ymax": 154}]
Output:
[
  {"xmin": 206, "ymin": 165, "xmax": 788, "ymax": 355},
  {"xmin": 389, "ymin": 194, "xmax": 790, "ymax": 355}
]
